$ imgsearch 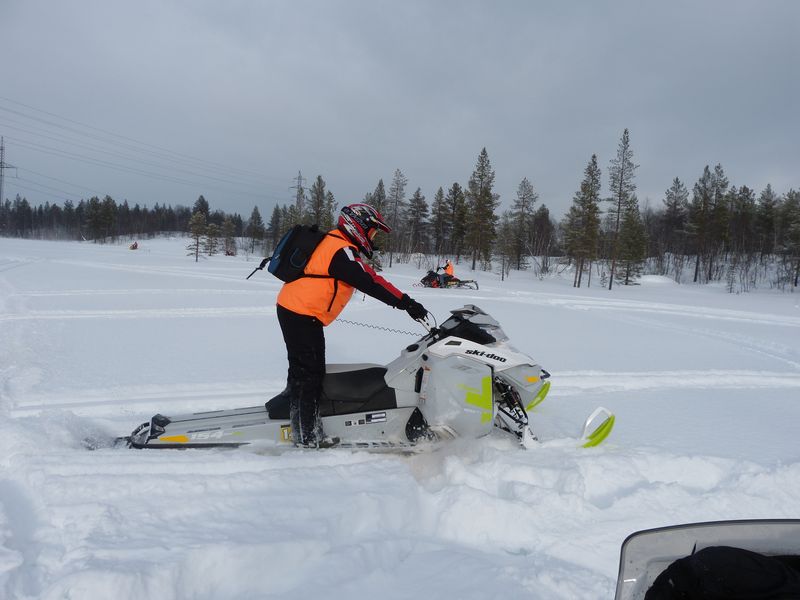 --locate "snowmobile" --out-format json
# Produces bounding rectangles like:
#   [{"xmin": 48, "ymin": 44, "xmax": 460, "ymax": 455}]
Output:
[
  {"xmin": 123, "ymin": 305, "xmax": 614, "ymax": 451},
  {"xmin": 615, "ymin": 519, "xmax": 800, "ymax": 599},
  {"xmin": 417, "ymin": 268, "xmax": 479, "ymax": 290}
]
